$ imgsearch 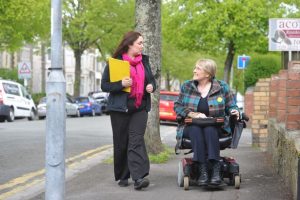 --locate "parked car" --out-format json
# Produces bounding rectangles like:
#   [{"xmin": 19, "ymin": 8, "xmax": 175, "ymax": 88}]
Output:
[
  {"xmin": 0, "ymin": 79, "xmax": 36, "ymax": 122},
  {"xmin": 90, "ymin": 91, "xmax": 109, "ymax": 114},
  {"xmin": 37, "ymin": 96, "xmax": 80, "ymax": 120},
  {"xmin": 159, "ymin": 91, "xmax": 179, "ymax": 122},
  {"xmin": 74, "ymin": 96, "xmax": 102, "ymax": 117},
  {"xmin": 236, "ymin": 92, "xmax": 244, "ymax": 112}
]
